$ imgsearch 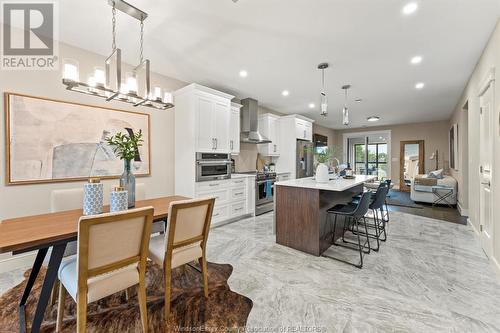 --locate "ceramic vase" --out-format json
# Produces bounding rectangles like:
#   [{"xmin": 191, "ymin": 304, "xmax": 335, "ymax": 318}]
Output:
[
  {"xmin": 110, "ymin": 187, "xmax": 128, "ymax": 212},
  {"xmin": 316, "ymin": 163, "xmax": 329, "ymax": 183},
  {"xmin": 83, "ymin": 178, "xmax": 103, "ymax": 215}
]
